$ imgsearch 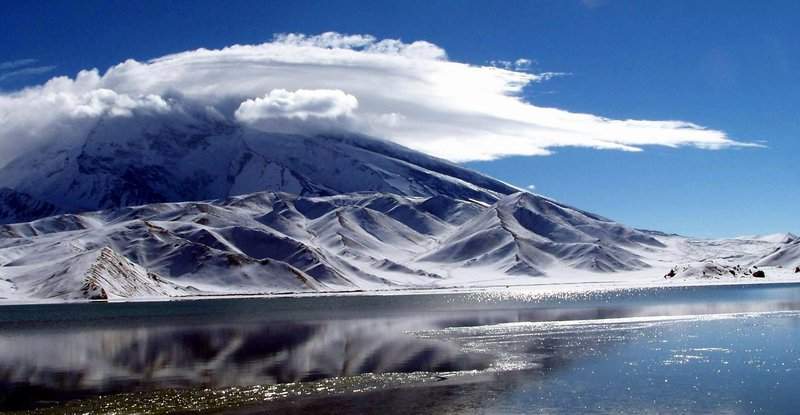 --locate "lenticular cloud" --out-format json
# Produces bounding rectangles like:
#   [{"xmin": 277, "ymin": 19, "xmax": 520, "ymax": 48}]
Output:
[{"xmin": 0, "ymin": 32, "xmax": 753, "ymax": 166}]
